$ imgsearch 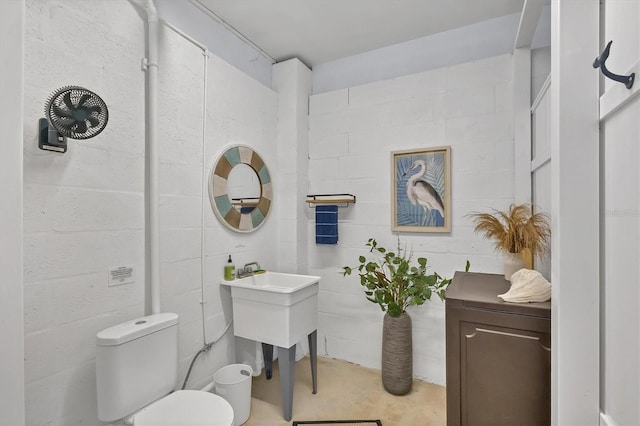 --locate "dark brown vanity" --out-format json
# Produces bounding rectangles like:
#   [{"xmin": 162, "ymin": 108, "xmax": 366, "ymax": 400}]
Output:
[{"xmin": 446, "ymin": 271, "xmax": 551, "ymax": 425}]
